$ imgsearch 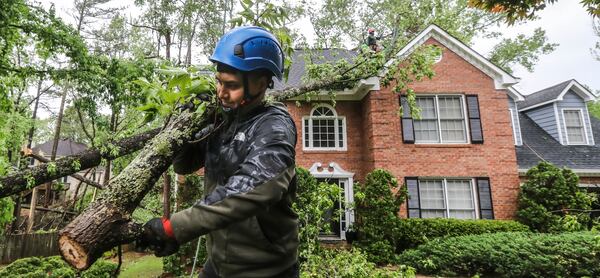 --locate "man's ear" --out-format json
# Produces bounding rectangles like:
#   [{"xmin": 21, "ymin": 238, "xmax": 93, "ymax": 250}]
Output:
[{"xmin": 256, "ymin": 75, "xmax": 269, "ymax": 92}]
